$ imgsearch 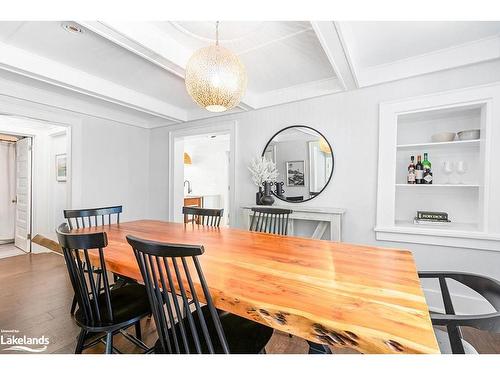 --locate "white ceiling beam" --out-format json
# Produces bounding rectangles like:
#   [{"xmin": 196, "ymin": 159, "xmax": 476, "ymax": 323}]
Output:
[
  {"xmin": 0, "ymin": 41, "xmax": 187, "ymax": 122},
  {"xmin": 356, "ymin": 35, "xmax": 500, "ymax": 87},
  {"xmin": 79, "ymin": 21, "xmax": 189, "ymax": 79},
  {"xmin": 79, "ymin": 21, "xmax": 257, "ymax": 111},
  {"xmin": 311, "ymin": 21, "xmax": 358, "ymax": 91}
]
